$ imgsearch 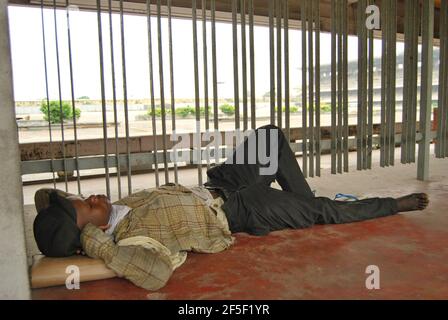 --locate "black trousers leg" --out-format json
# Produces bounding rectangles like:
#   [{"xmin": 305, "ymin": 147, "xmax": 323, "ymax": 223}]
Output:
[
  {"xmin": 311, "ymin": 196, "xmax": 399, "ymax": 224},
  {"xmin": 206, "ymin": 124, "xmax": 314, "ymax": 198},
  {"xmin": 229, "ymin": 185, "xmax": 399, "ymax": 235},
  {"xmin": 260, "ymin": 124, "xmax": 314, "ymax": 198},
  {"xmin": 206, "ymin": 125, "xmax": 399, "ymax": 235}
]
